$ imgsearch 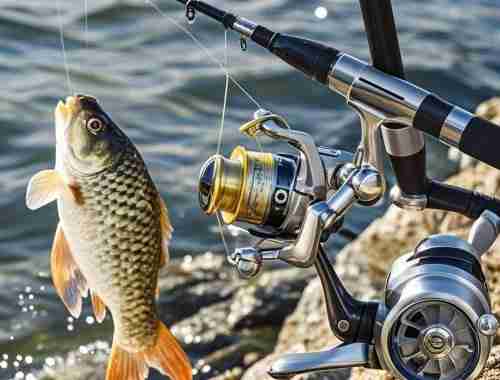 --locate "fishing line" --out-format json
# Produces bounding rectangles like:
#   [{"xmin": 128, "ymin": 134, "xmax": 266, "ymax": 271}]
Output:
[
  {"xmin": 214, "ymin": 31, "xmax": 233, "ymax": 260},
  {"xmin": 84, "ymin": 0, "xmax": 89, "ymax": 49},
  {"xmin": 144, "ymin": 0, "xmax": 262, "ymax": 109},
  {"xmin": 56, "ymin": 0, "xmax": 74, "ymax": 95},
  {"xmin": 216, "ymin": 212, "xmax": 232, "ymax": 261},
  {"xmin": 216, "ymin": 29, "xmax": 230, "ymax": 155}
]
